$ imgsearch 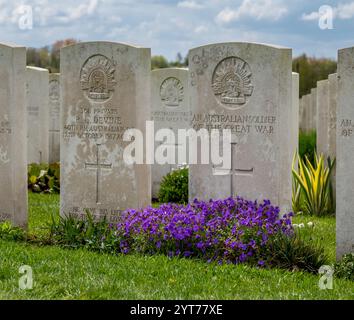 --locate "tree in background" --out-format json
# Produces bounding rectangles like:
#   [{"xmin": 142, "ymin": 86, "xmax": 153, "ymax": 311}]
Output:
[
  {"xmin": 27, "ymin": 41, "xmax": 336, "ymax": 88},
  {"xmin": 50, "ymin": 39, "xmax": 78, "ymax": 72},
  {"xmin": 151, "ymin": 55, "xmax": 169, "ymax": 69},
  {"xmin": 151, "ymin": 52, "xmax": 188, "ymax": 69},
  {"xmin": 27, "ymin": 39, "xmax": 78, "ymax": 73},
  {"xmin": 293, "ymin": 54, "xmax": 337, "ymax": 97},
  {"xmin": 169, "ymin": 52, "xmax": 188, "ymax": 68}
]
